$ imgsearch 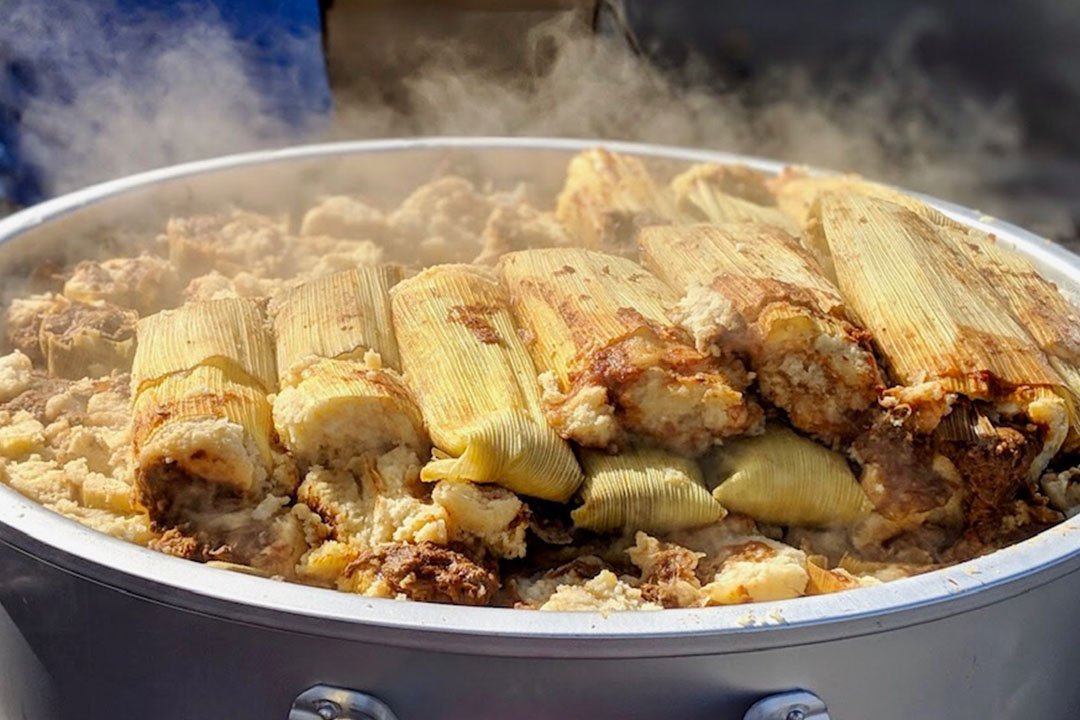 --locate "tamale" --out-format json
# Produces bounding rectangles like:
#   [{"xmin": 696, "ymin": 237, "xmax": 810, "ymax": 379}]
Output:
[
  {"xmin": 554, "ymin": 148, "xmax": 686, "ymax": 254},
  {"xmin": 941, "ymin": 223, "xmax": 1080, "ymax": 453},
  {"xmin": 794, "ymin": 174, "xmax": 1080, "ymax": 453},
  {"xmin": 670, "ymin": 164, "xmax": 799, "ymax": 234},
  {"xmin": 572, "ymin": 448, "xmax": 725, "ymax": 534},
  {"xmin": 817, "ymin": 193, "xmax": 1069, "ymax": 536},
  {"xmin": 390, "ymin": 264, "xmax": 583, "ymax": 502},
  {"xmin": 640, "ymin": 222, "xmax": 882, "ymax": 444},
  {"xmin": 131, "ymin": 298, "xmax": 278, "ymax": 524},
  {"xmin": 707, "ymin": 425, "xmax": 872, "ymax": 528},
  {"xmin": 271, "ymin": 267, "xmax": 428, "ymax": 467},
  {"xmin": 38, "ymin": 297, "xmax": 137, "ymax": 379},
  {"xmin": 817, "ymin": 193, "xmax": 1067, "ymax": 450},
  {"xmin": 501, "ymin": 247, "xmax": 761, "ymax": 455}
]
